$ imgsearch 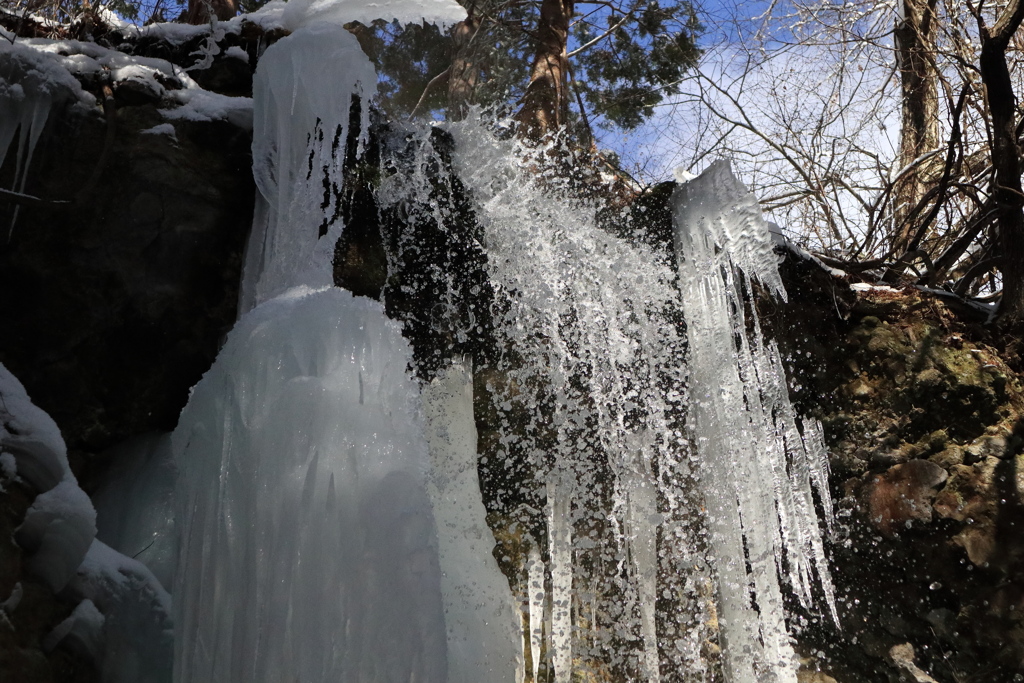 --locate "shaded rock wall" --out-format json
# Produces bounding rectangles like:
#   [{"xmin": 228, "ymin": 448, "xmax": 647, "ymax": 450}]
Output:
[
  {"xmin": 0, "ymin": 99, "xmax": 254, "ymax": 466},
  {"xmin": 764, "ymin": 253, "xmax": 1024, "ymax": 682},
  {"xmin": 0, "ymin": 33, "xmax": 256, "ymax": 681}
]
